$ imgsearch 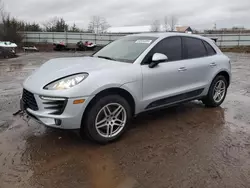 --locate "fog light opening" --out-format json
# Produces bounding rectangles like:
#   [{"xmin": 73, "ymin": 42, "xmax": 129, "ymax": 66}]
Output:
[{"xmin": 55, "ymin": 119, "xmax": 62, "ymax": 126}]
